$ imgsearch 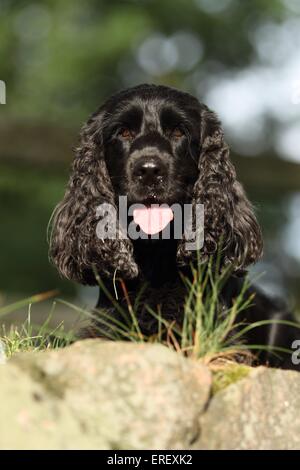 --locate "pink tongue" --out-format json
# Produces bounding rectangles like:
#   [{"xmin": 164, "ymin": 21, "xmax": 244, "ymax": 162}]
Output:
[{"xmin": 133, "ymin": 207, "xmax": 174, "ymax": 235}]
